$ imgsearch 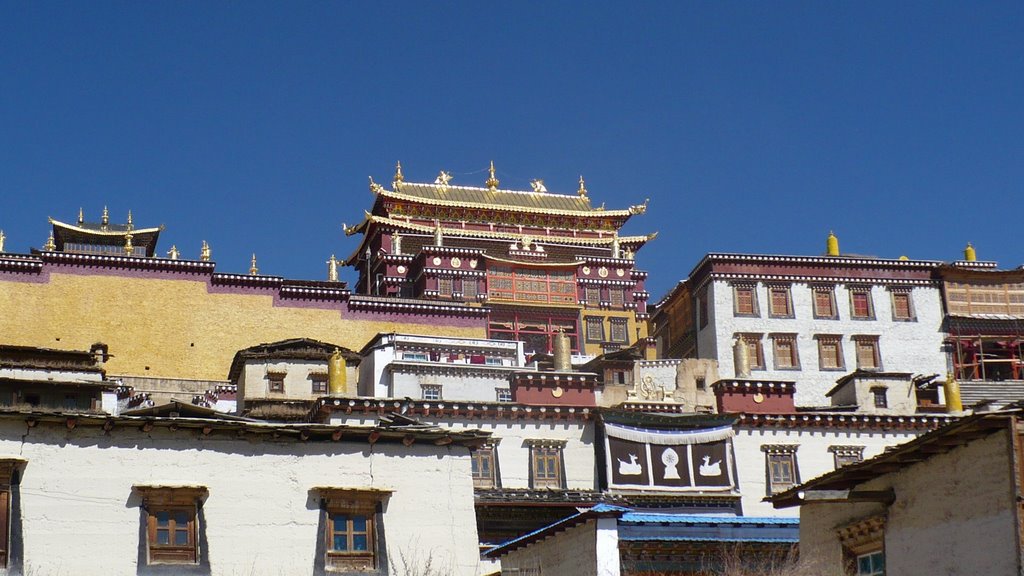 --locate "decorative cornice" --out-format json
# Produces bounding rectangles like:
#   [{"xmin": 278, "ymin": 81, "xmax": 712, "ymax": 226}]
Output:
[
  {"xmin": 712, "ymin": 380, "xmax": 796, "ymax": 394},
  {"xmin": 316, "ymin": 397, "xmax": 594, "ymax": 421},
  {"xmin": 347, "ymin": 296, "xmax": 490, "ymax": 316},
  {"xmin": 706, "ymin": 272, "xmax": 938, "ymax": 287},
  {"xmin": 40, "ymin": 251, "xmax": 215, "ymax": 272},
  {"xmin": 737, "ymin": 412, "xmax": 955, "ymax": 430}
]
